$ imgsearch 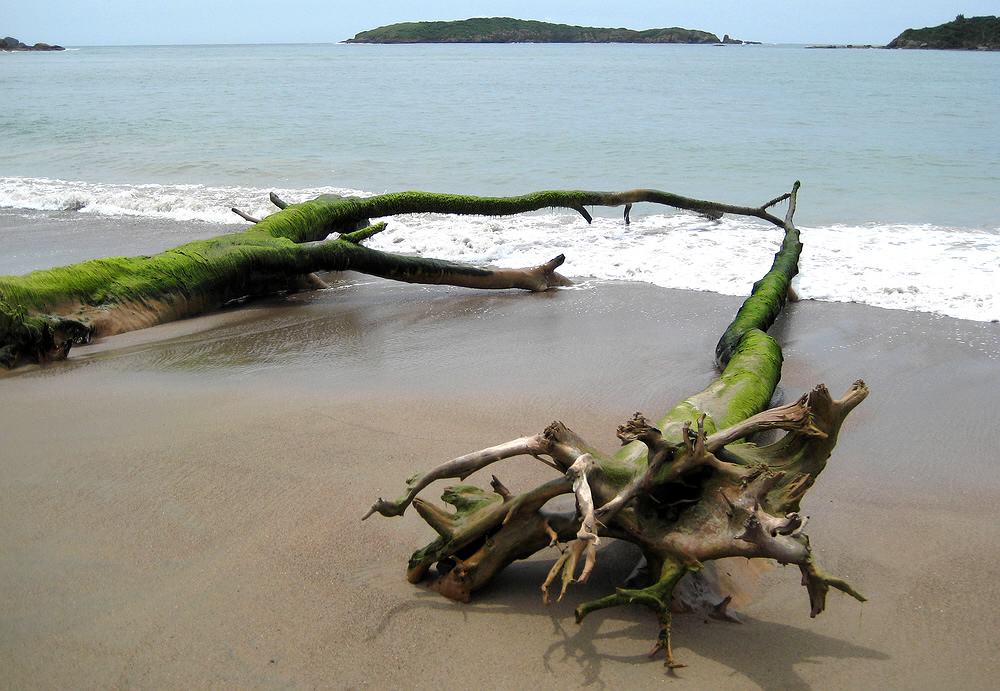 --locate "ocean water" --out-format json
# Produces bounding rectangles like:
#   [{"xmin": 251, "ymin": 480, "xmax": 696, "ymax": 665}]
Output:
[{"xmin": 1, "ymin": 43, "xmax": 998, "ymax": 321}]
